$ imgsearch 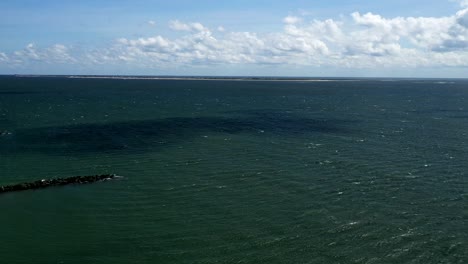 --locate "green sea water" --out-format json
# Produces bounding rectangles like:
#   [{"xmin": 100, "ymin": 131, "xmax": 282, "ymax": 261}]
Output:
[{"xmin": 0, "ymin": 76, "xmax": 467, "ymax": 263}]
